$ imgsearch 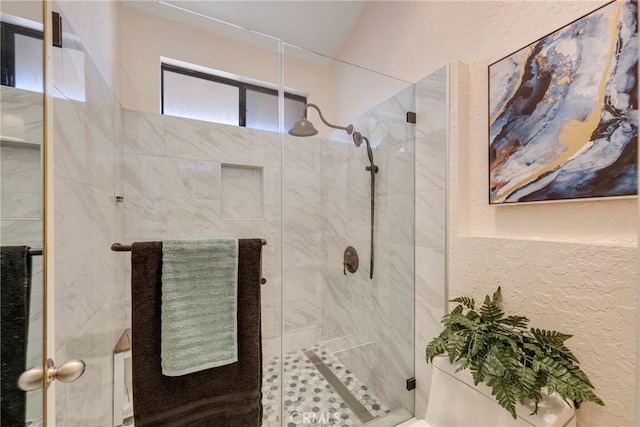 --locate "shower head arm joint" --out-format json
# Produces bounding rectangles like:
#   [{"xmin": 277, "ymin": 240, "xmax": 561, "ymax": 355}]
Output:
[{"xmin": 301, "ymin": 103, "xmax": 353, "ymax": 135}]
